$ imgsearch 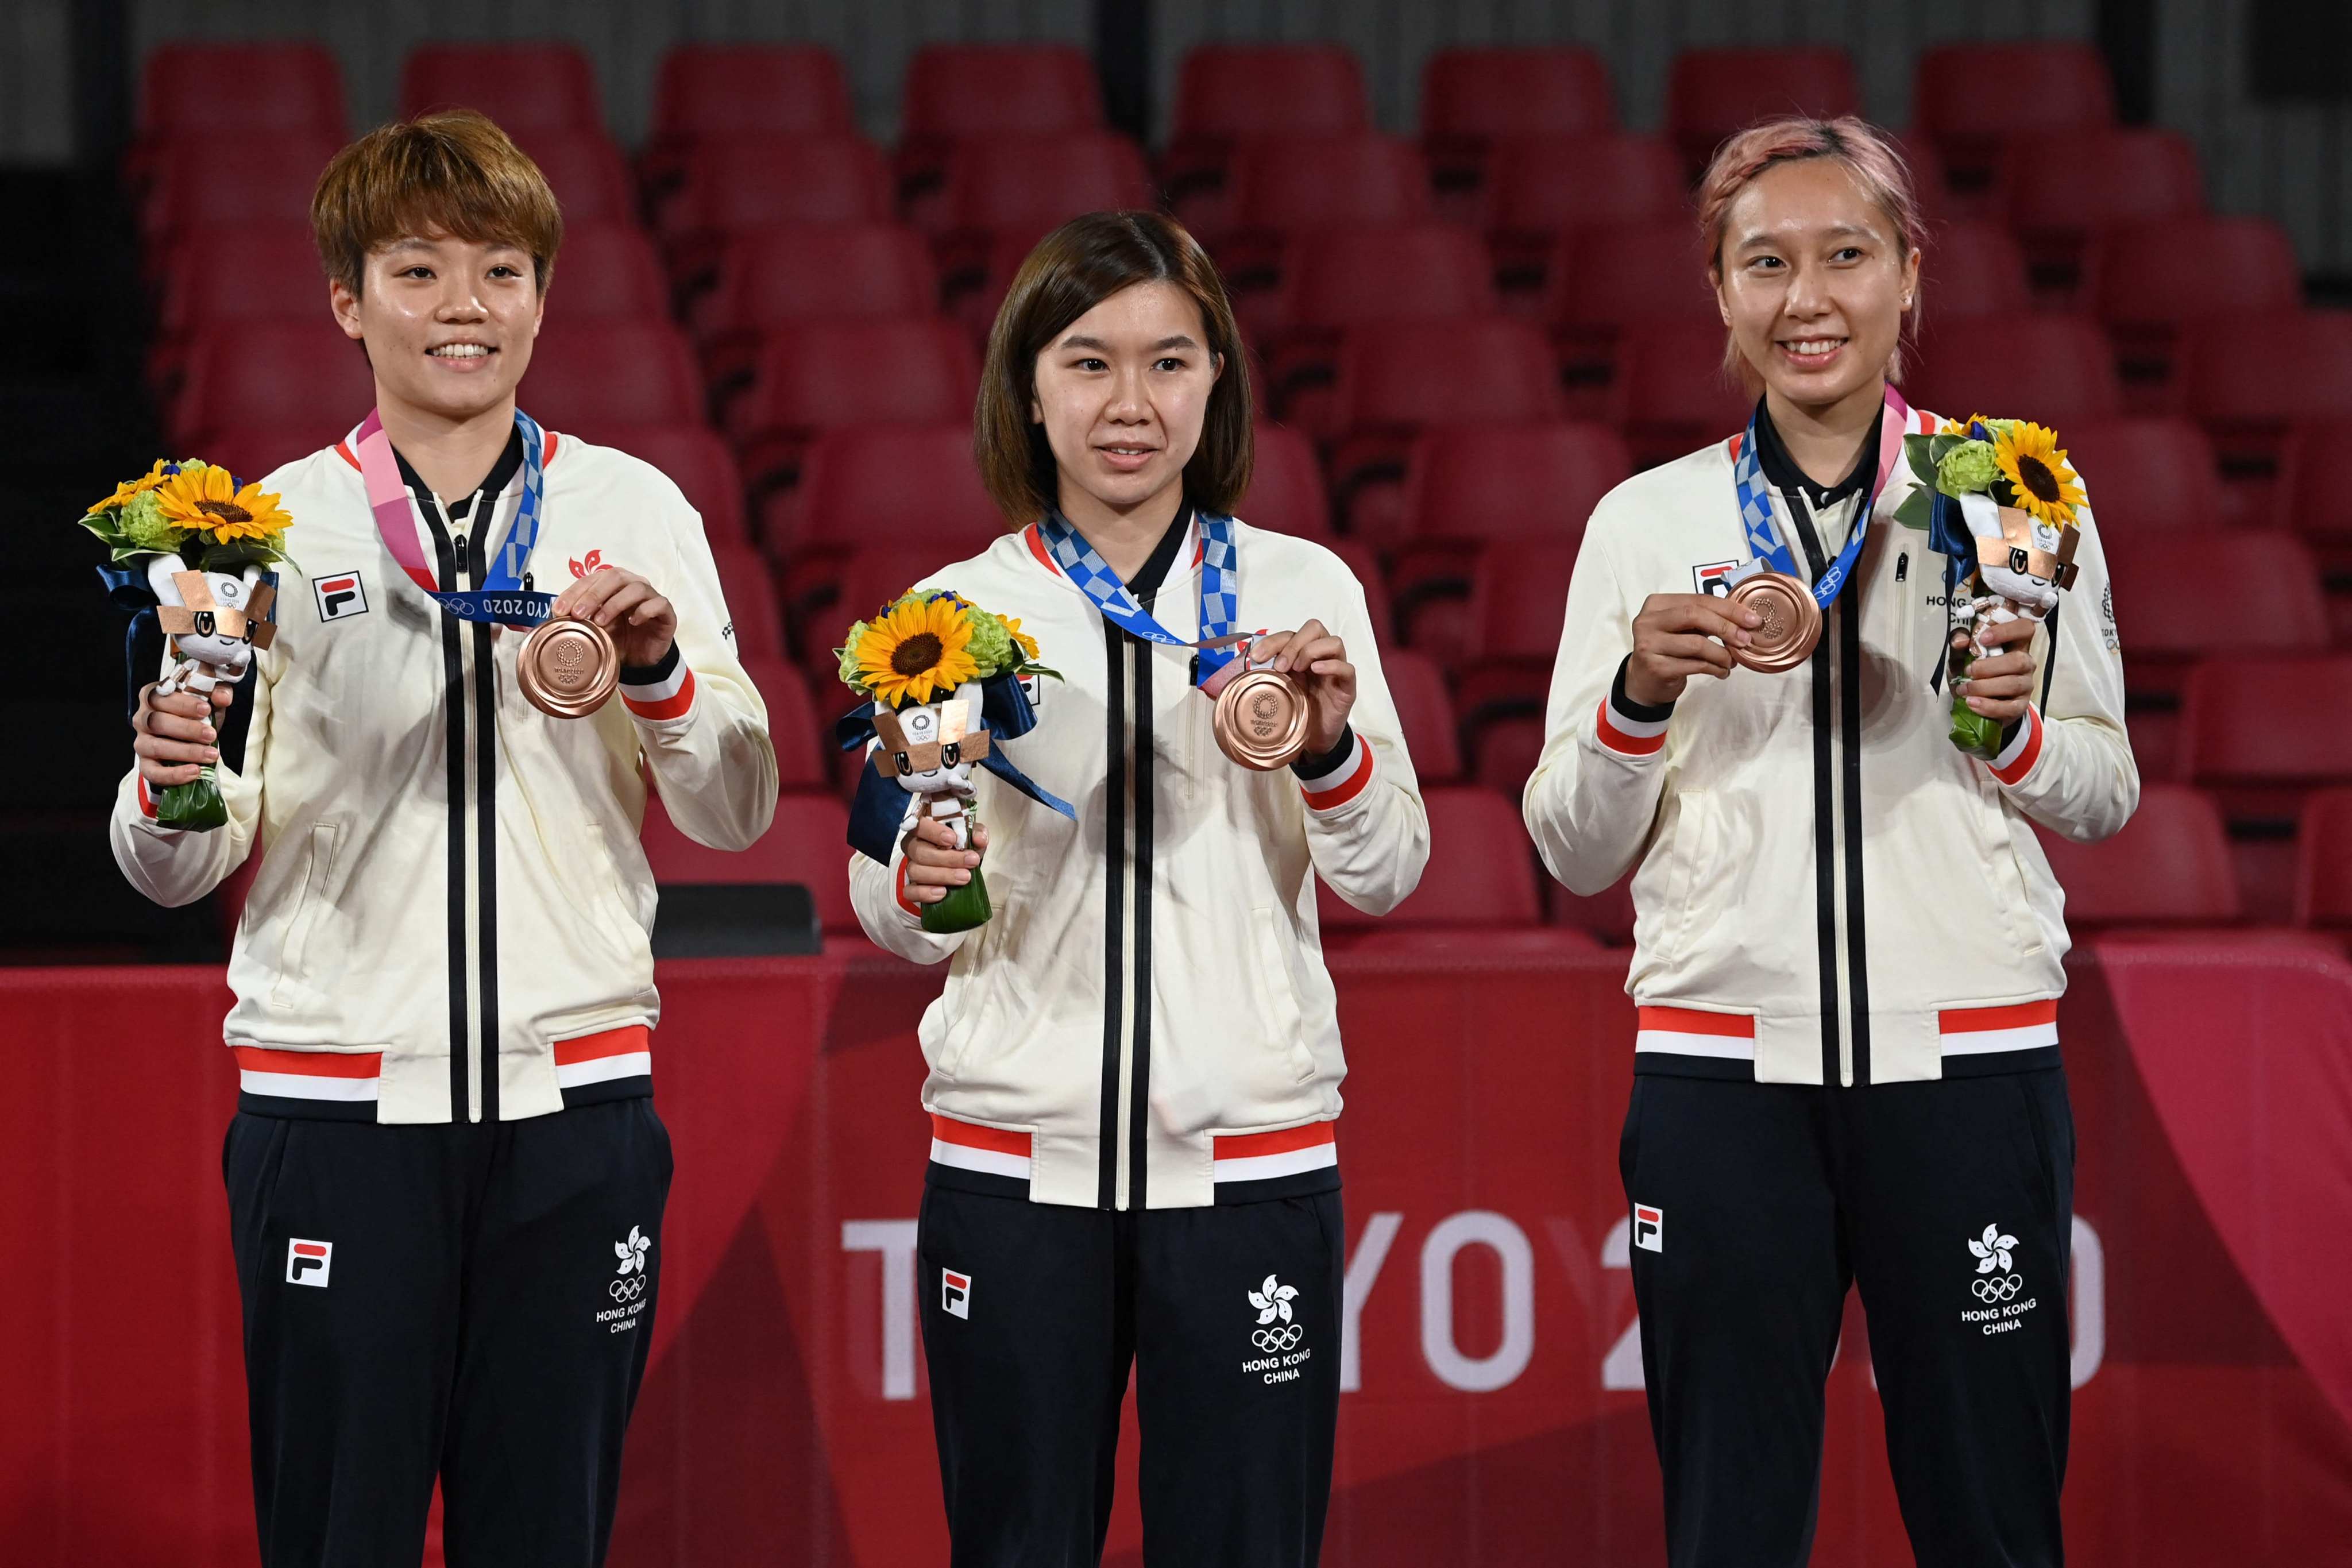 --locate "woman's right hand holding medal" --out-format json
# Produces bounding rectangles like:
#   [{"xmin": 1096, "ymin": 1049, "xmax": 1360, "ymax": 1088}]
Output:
[
  {"xmin": 1625, "ymin": 594, "xmax": 1765, "ymax": 706},
  {"xmin": 903, "ymin": 816, "xmax": 990, "ymax": 906}
]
